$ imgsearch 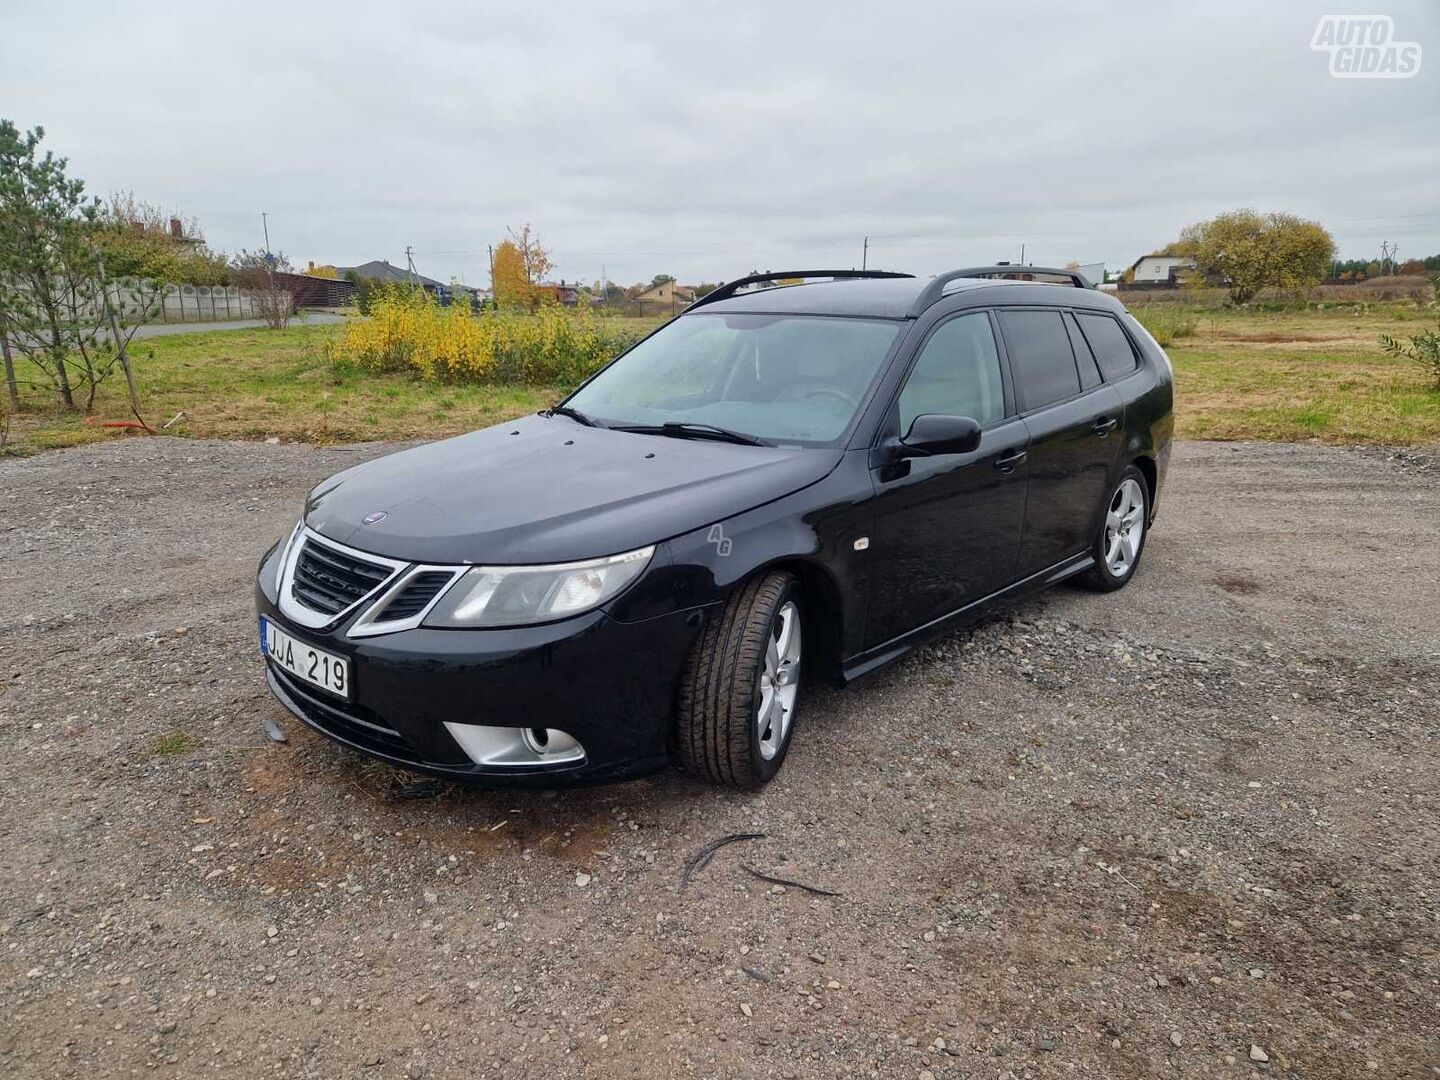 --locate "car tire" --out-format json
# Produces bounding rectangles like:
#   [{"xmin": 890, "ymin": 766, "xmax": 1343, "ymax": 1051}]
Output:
[
  {"xmin": 1077, "ymin": 465, "xmax": 1150, "ymax": 592},
  {"xmin": 675, "ymin": 570, "xmax": 803, "ymax": 788}
]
